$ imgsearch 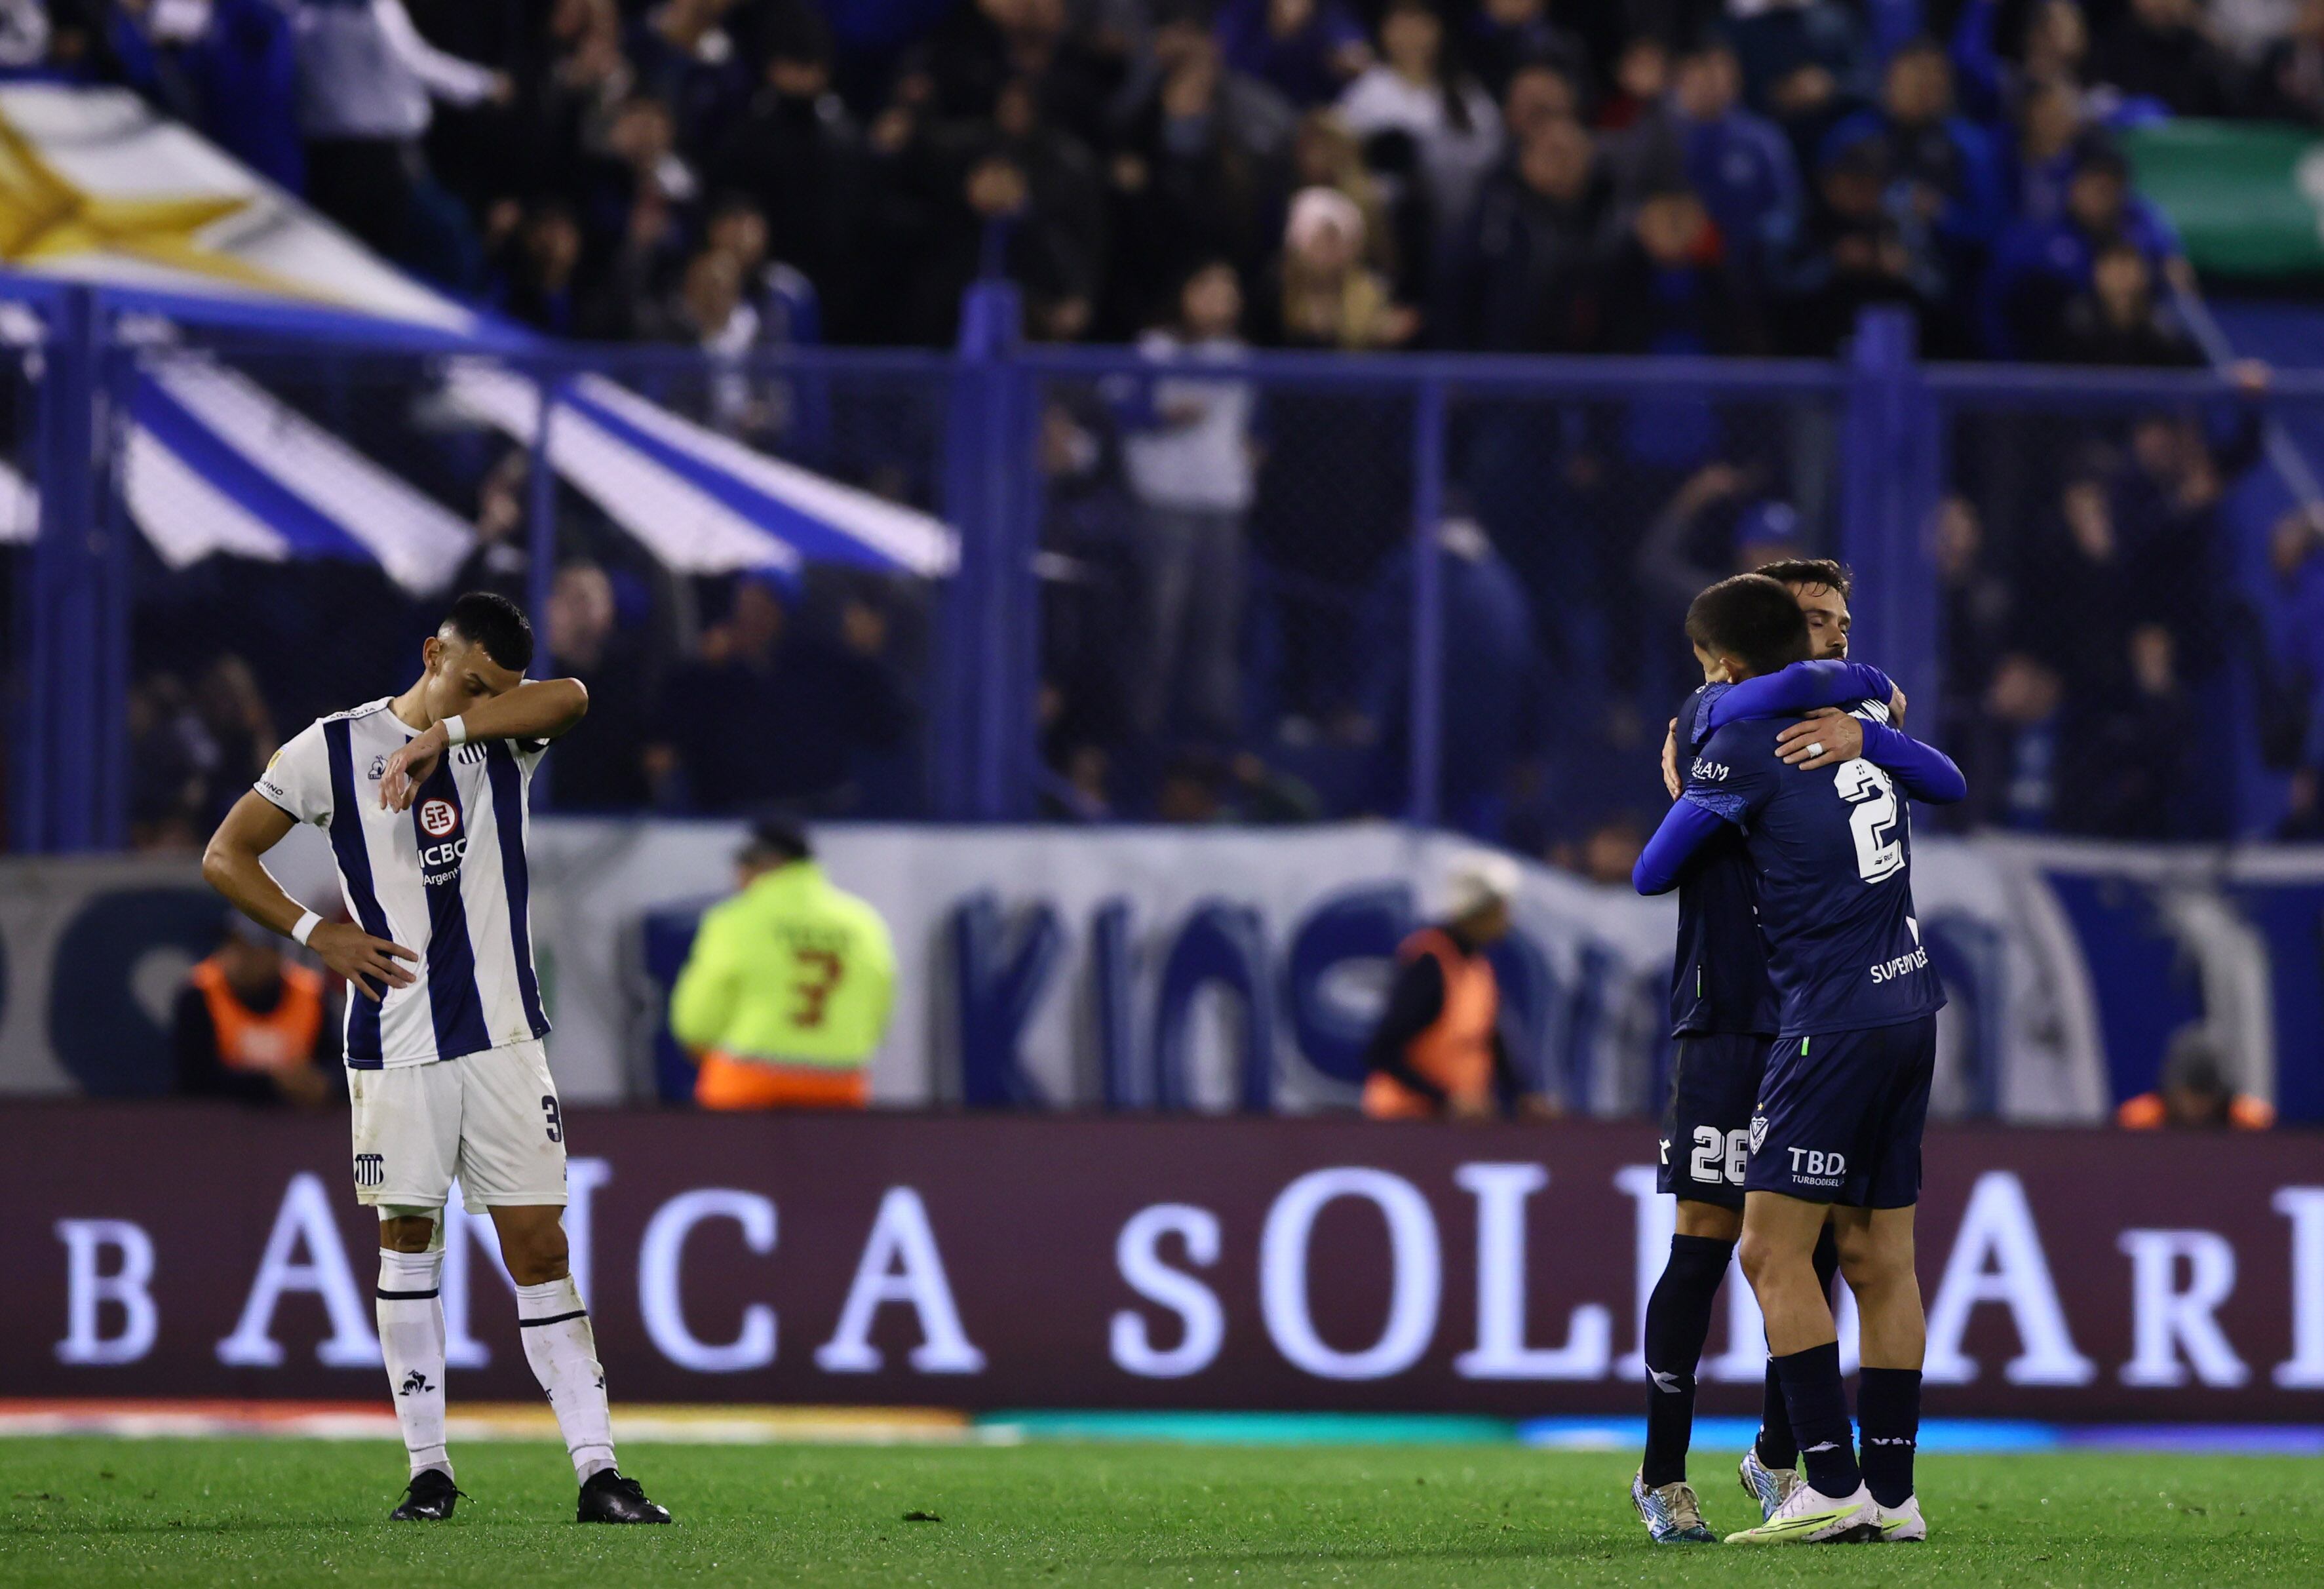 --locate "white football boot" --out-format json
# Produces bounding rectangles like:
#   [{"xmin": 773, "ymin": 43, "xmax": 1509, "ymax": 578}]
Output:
[
  {"xmin": 1874, "ymin": 1494, "xmax": 1927, "ymax": 1542},
  {"xmin": 1738, "ymin": 1446, "xmax": 1802, "ymax": 1521},
  {"xmin": 1722, "ymin": 1477, "xmax": 1880, "ymax": 1544},
  {"xmin": 1631, "ymin": 1471, "xmax": 1718, "ymax": 1544}
]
